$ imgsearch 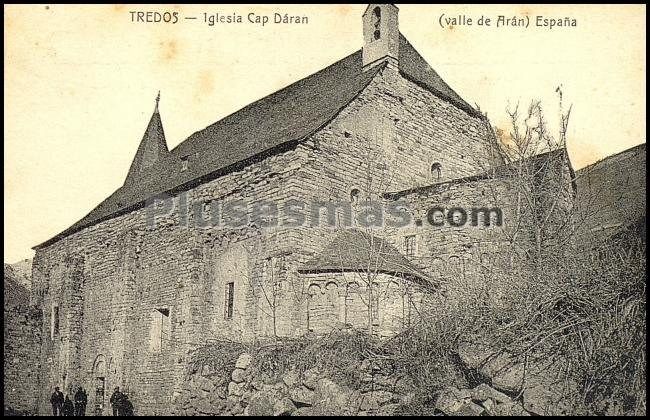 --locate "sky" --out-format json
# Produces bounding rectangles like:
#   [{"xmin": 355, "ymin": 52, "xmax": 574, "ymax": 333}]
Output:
[{"xmin": 4, "ymin": 4, "xmax": 646, "ymax": 263}]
